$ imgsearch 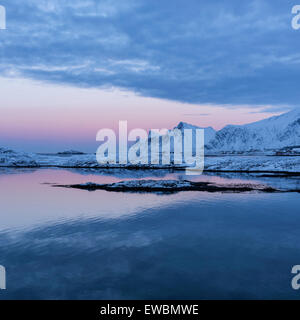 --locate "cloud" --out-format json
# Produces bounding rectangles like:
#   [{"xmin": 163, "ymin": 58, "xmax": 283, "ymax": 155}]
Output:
[
  {"xmin": 0, "ymin": 0, "xmax": 299, "ymax": 108},
  {"xmin": 183, "ymin": 113, "xmax": 211, "ymax": 116}
]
